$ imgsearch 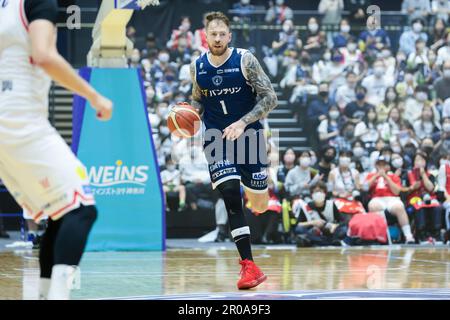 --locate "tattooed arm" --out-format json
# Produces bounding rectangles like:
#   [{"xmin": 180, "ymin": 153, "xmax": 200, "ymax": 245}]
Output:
[
  {"xmin": 240, "ymin": 52, "xmax": 278, "ymax": 125},
  {"xmin": 189, "ymin": 60, "xmax": 204, "ymax": 116}
]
